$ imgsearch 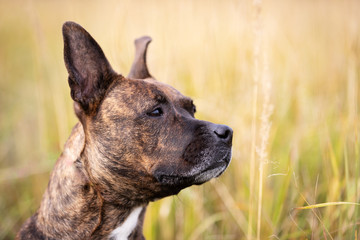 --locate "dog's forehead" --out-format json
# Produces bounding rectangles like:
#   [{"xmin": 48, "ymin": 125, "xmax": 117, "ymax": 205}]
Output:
[
  {"xmin": 143, "ymin": 78, "xmax": 186, "ymax": 101},
  {"xmin": 102, "ymin": 76, "xmax": 193, "ymax": 115},
  {"xmin": 113, "ymin": 76, "xmax": 190, "ymax": 103}
]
